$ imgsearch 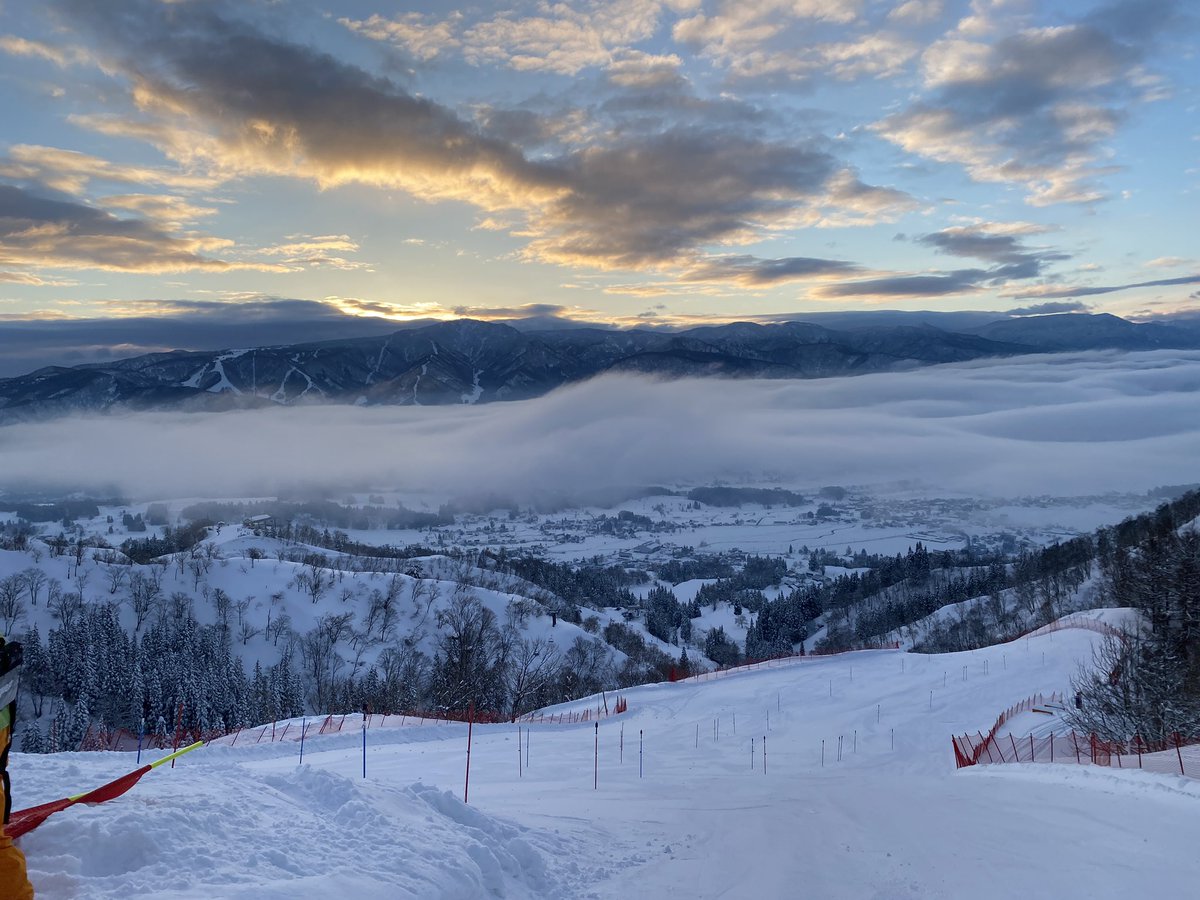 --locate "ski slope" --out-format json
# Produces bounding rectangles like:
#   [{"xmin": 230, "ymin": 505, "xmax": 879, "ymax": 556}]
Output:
[{"xmin": 11, "ymin": 623, "xmax": 1199, "ymax": 898}]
